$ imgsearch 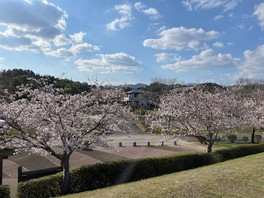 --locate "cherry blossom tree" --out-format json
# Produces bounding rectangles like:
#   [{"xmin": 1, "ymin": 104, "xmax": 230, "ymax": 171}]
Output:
[
  {"xmin": 150, "ymin": 87, "xmax": 241, "ymax": 153},
  {"xmin": 238, "ymin": 87, "xmax": 264, "ymax": 143},
  {"xmin": 0, "ymin": 79, "xmax": 133, "ymax": 194}
]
